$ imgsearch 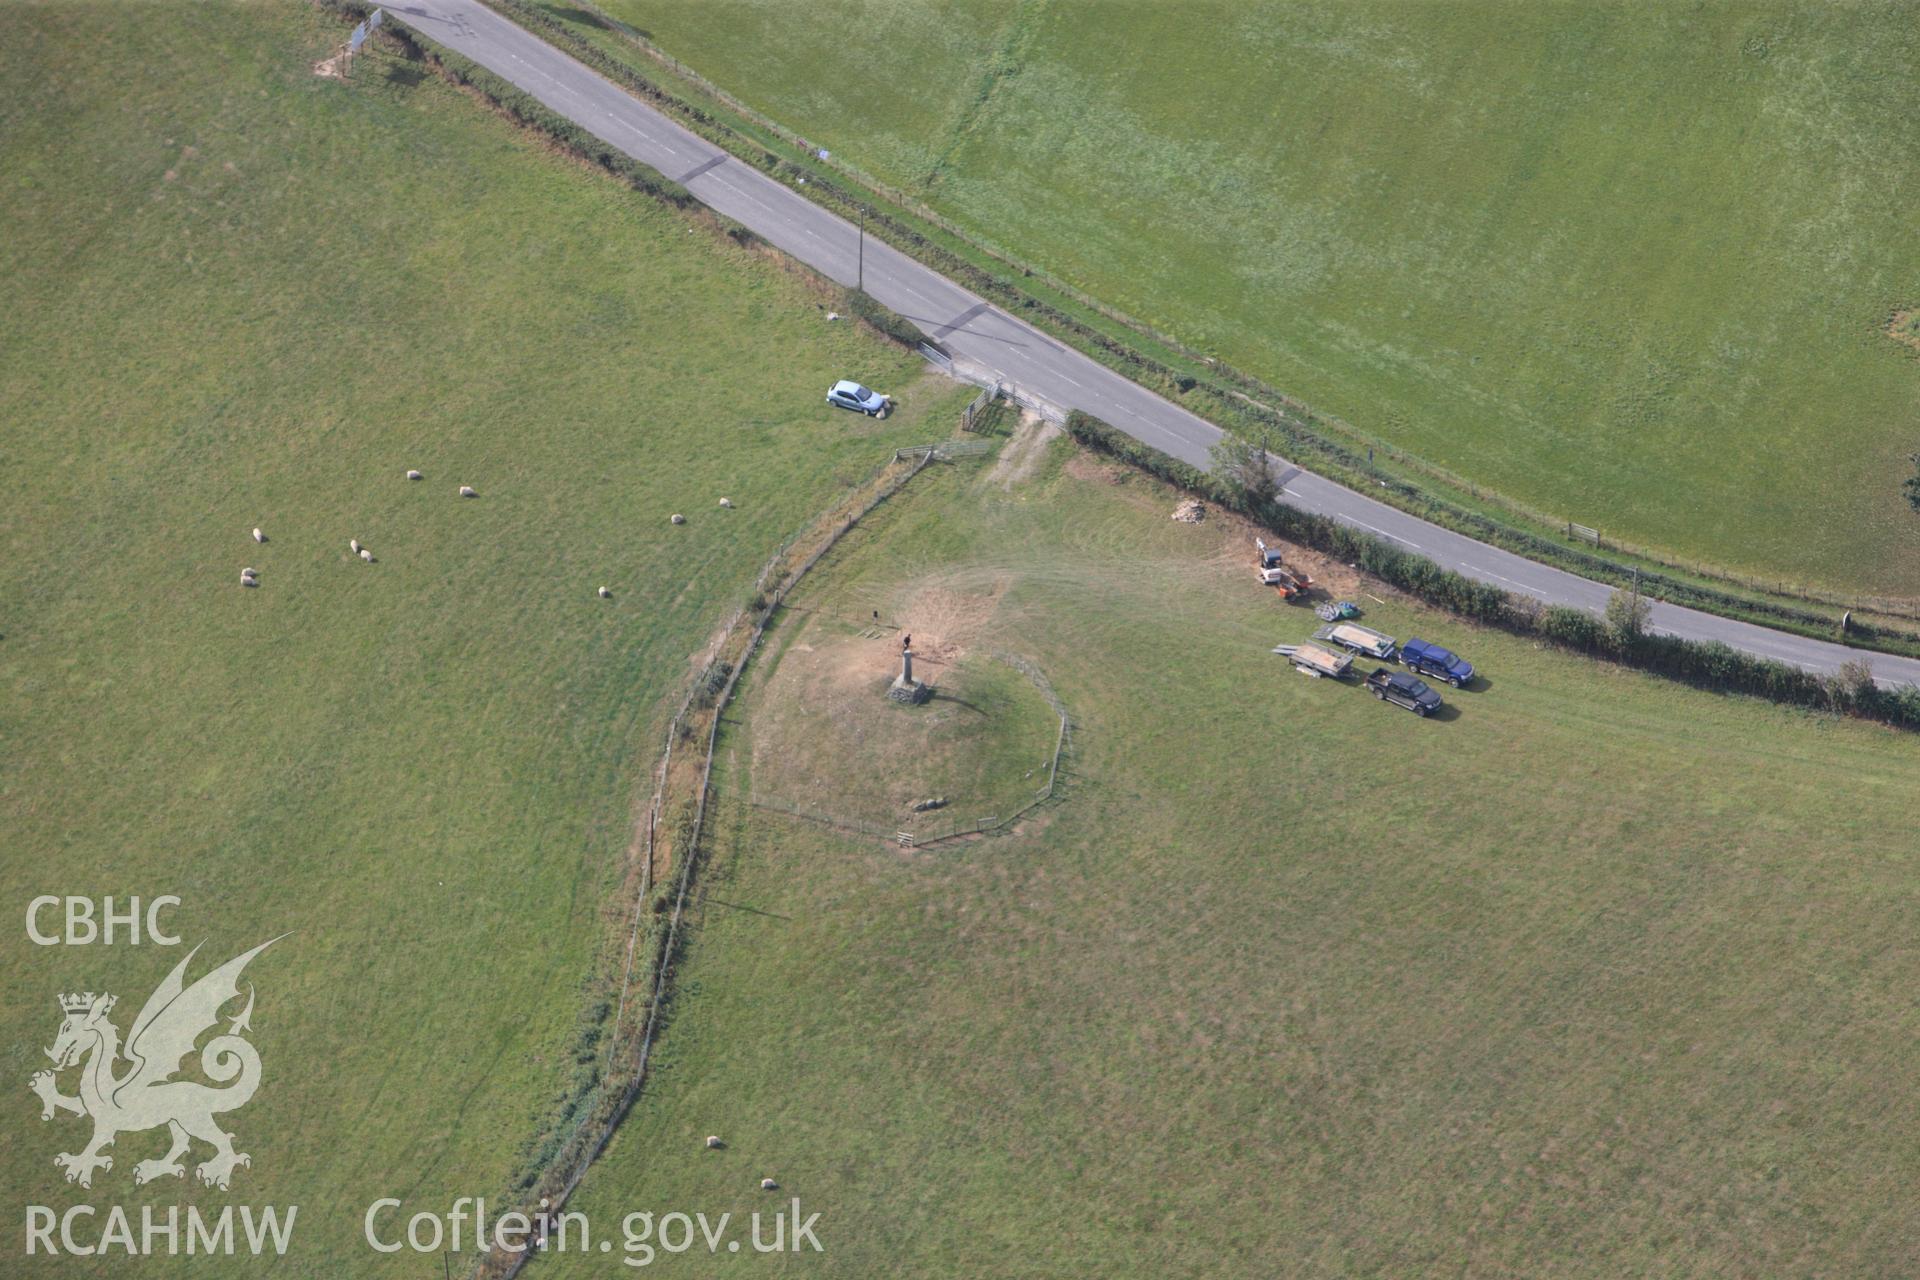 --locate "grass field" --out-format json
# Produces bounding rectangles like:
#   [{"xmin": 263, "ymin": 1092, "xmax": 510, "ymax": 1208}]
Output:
[
  {"xmin": 581, "ymin": 0, "xmax": 1920, "ymax": 595},
  {"xmin": 547, "ymin": 427, "xmax": 1920, "ymax": 1276},
  {"xmin": 0, "ymin": 3, "xmax": 968, "ymax": 1274}
]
